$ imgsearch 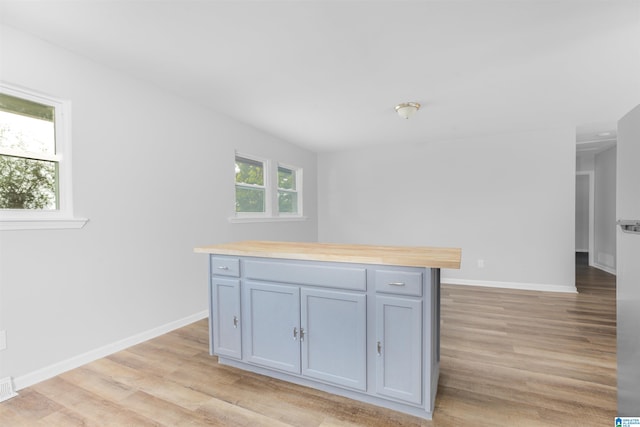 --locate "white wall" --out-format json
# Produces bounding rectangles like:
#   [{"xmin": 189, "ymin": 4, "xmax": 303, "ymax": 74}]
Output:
[
  {"xmin": 575, "ymin": 174, "xmax": 590, "ymax": 252},
  {"xmin": 0, "ymin": 25, "xmax": 317, "ymax": 386},
  {"xmin": 318, "ymin": 128, "xmax": 576, "ymax": 292},
  {"xmin": 594, "ymin": 146, "xmax": 617, "ymax": 273},
  {"xmin": 577, "ymin": 153, "xmax": 595, "ymax": 173}
]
